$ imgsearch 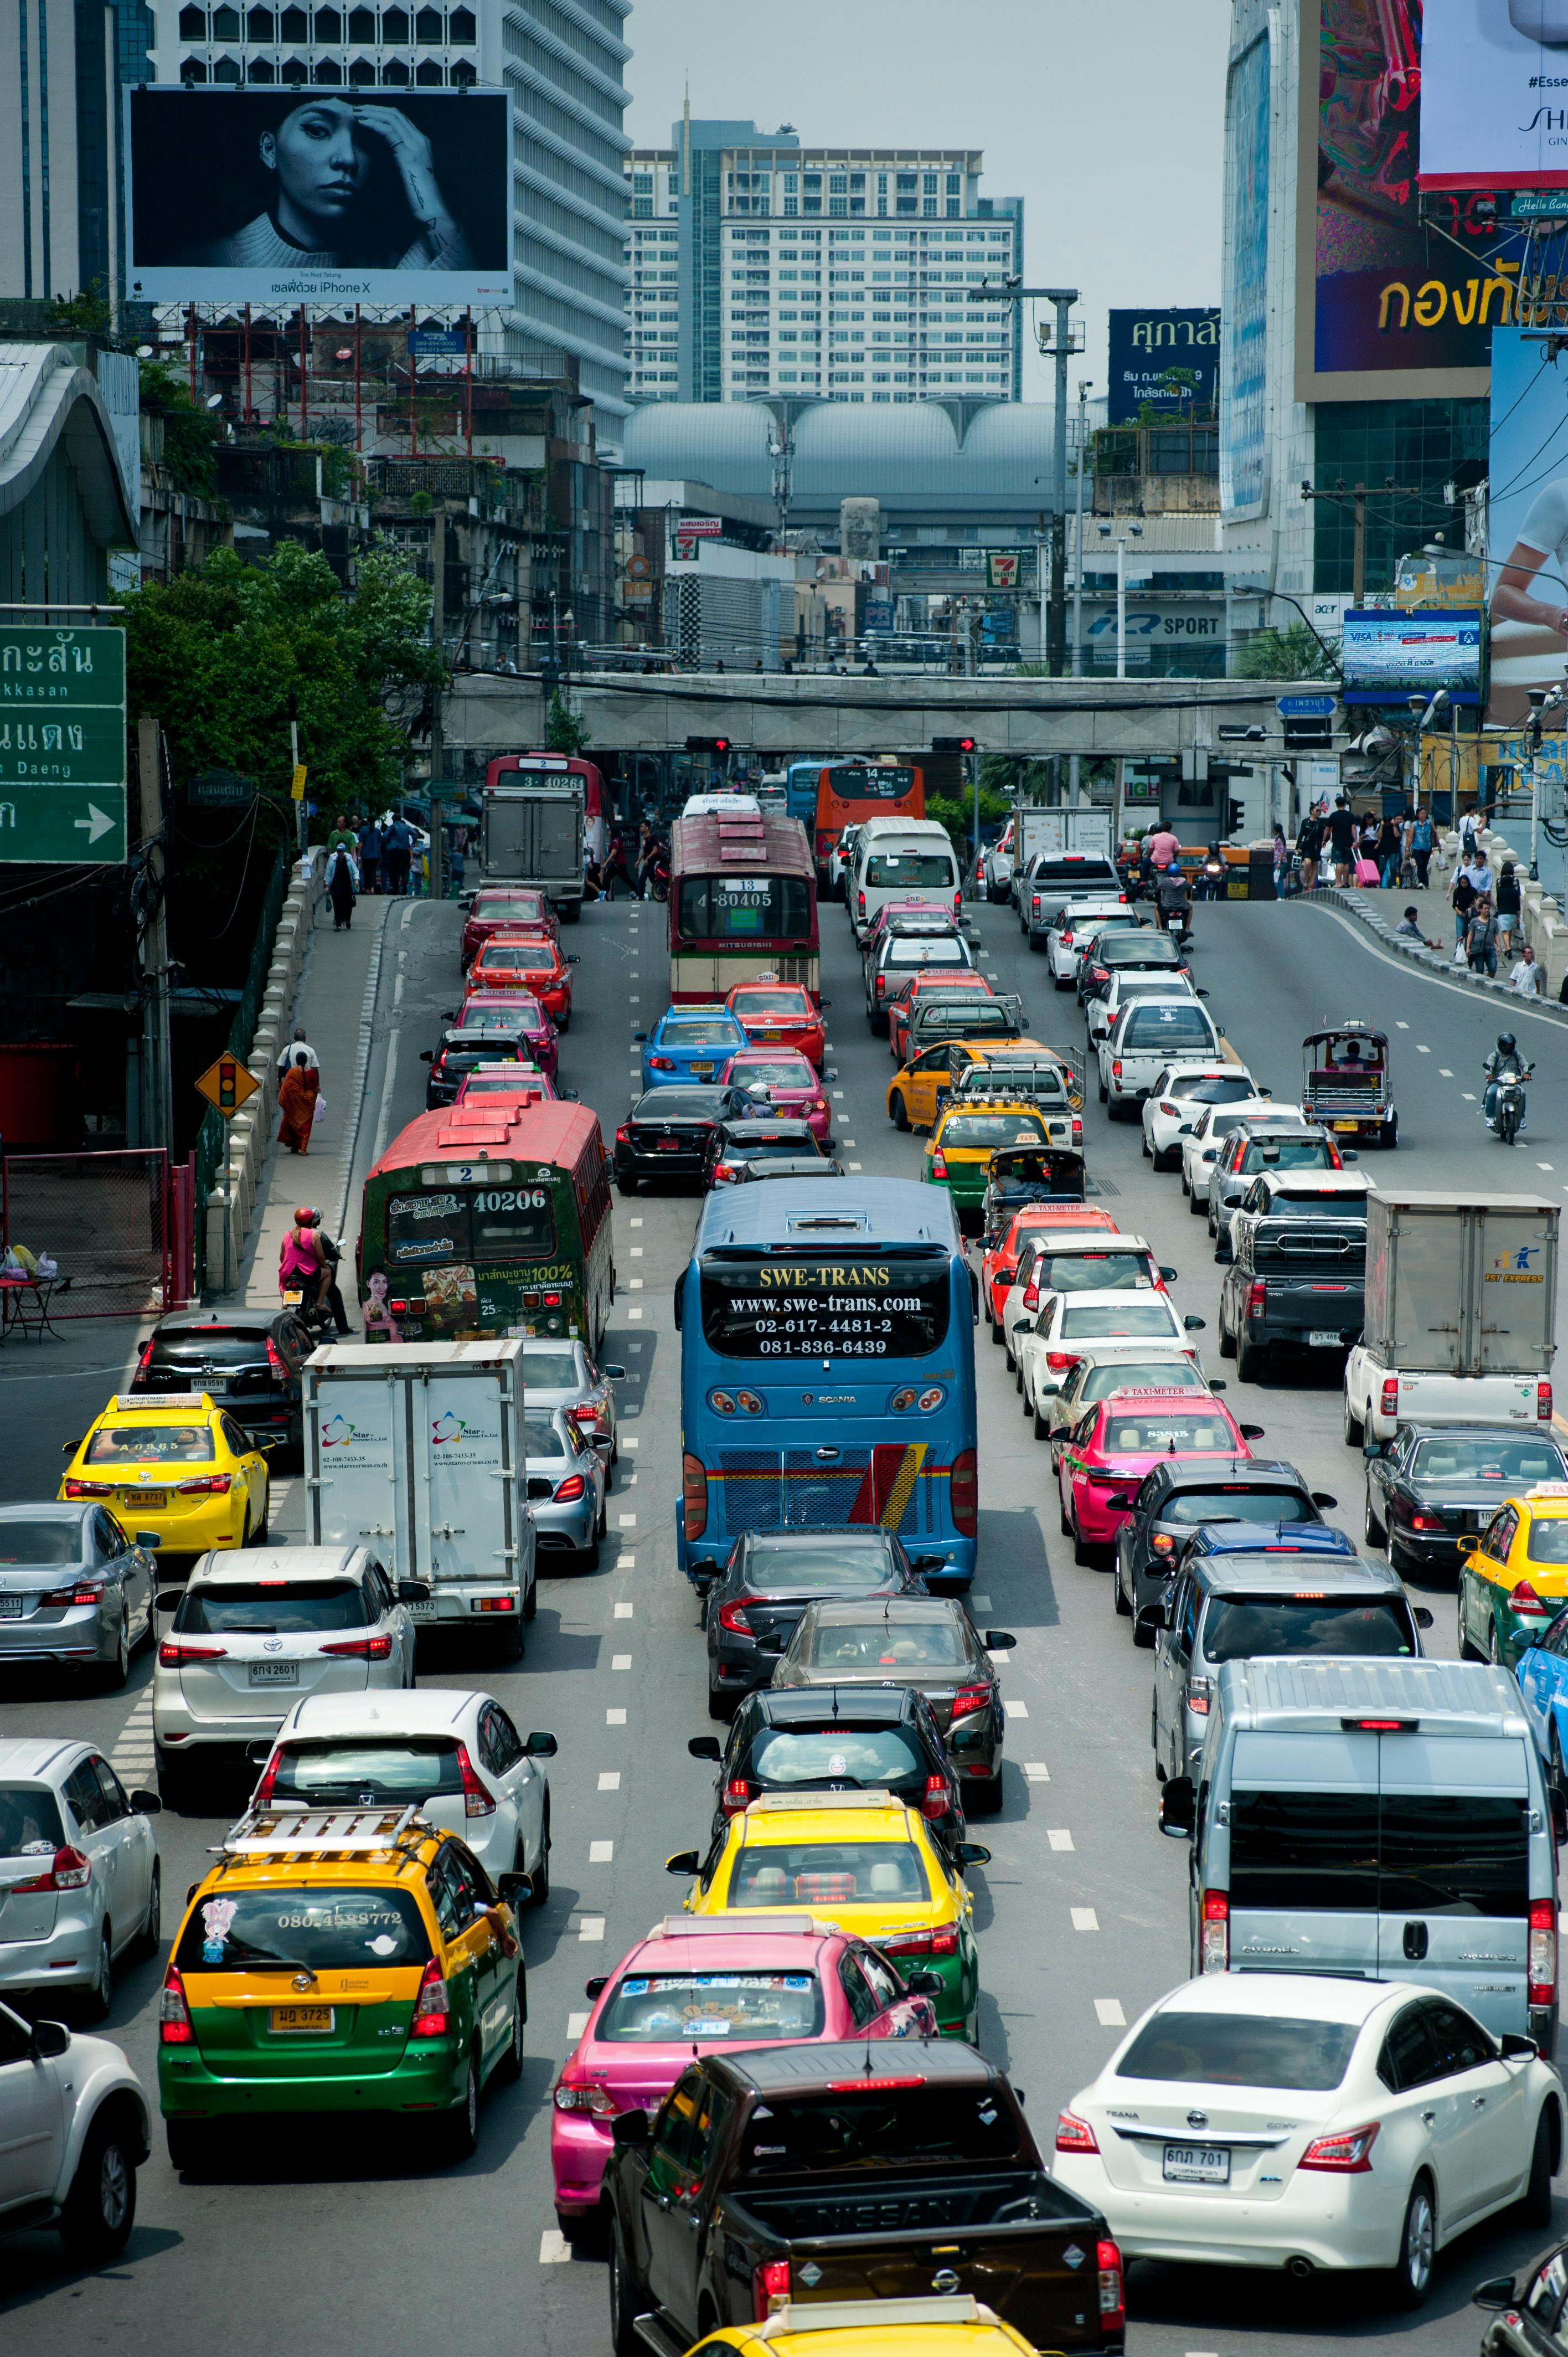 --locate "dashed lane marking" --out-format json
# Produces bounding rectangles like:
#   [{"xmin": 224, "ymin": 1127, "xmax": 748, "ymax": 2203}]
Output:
[
  {"xmin": 577, "ymin": 1916, "xmax": 605, "ymax": 1943},
  {"xmin": 1416, "ymin": 1044, "xmax": 1430, "ymax": 1054},
  {"xmin": 617, "ymin": 1514, "xmax": 637, "ymax": 1529},
  {"xmin": 612, "ymin": 1653, "xmax": 632, "ymax": 1670},
  {"xmin": 1048, "ymin": 1829, "xmax": 1074, "ymax": 1851},
  {"xmin": 614, "ymin": 1602, "xmax": 633, "ymax": 1619},
  {"xmin": 1095, "ymin": 1998, "xmax": 1126, "ymax": 2026},
  {"xmin": 1439, "ymin": 1067, "xmax": 1453, "ymax": 1077},
  {"xmin": 1024, "ymin": 1762, "xmax": 1050, "ymax": 1782},
  {"xmin": 1071, "ymin": 1907, "xmax": 1099, "ymax": 1931},
  {"xmin": 589, "ymin": 1840, "xmax": 614, "ymax": 1863},
  {"xmin": 567, "ymin": 2011, "xmax": 589, "ymax": 2037},
  {"xmin": 599, "ymin": 1771, "xmax": 621, "ymax": 1790},
  {"xmin": 1004, "ymin": 1699, "xmax": 1028, "ymax": 1718},
  {"xmin": 539, "ymin": 2231, "xmax": 572, "ymax": 2263}
]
